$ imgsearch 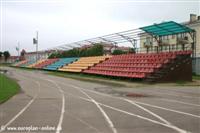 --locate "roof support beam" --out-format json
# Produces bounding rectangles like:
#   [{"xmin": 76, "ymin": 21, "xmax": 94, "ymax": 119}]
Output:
[
  {"xmin": 99, "ymin": 37, "xmax": 118, "ymax": 45},
  {"xmin": 116, "ymin": 33, "xmax": 137, "ymax": 48}
]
